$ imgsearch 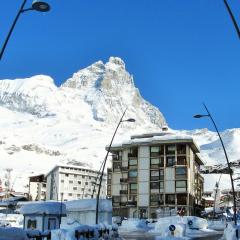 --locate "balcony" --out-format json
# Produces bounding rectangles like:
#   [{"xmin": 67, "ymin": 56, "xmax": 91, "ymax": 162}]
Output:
[
  {"xmin": 120, "ymin": 190, "xmax": 128, "ymax": 195},
  {"xmin": 120, "ymin": 178, "xmax": 128, "ymax": 183},
  {"xmin": 126, "ymin": 201, "xmax": 137, "ymax": 206},
  {"xmin": 128, "ymin": 153, "xmax": 138, "ymax": 160},
  {"xmin": 121, "ymin": 166, "xmax": 129, "ymax": 172}
]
